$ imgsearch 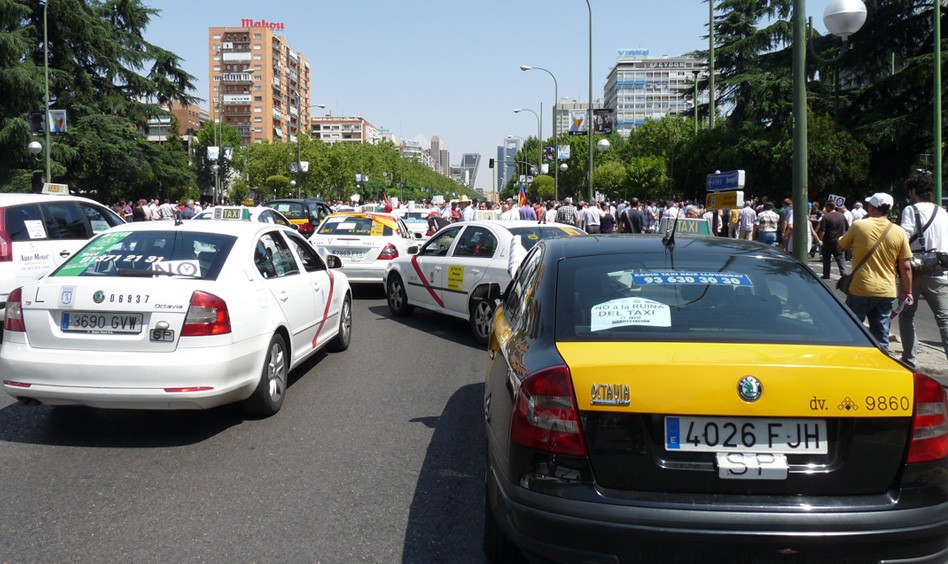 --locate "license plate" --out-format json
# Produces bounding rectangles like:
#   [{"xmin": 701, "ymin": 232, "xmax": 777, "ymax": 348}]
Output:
[
  {"xmin": 150, "ymin": 328, "xmax": 175, "ymax": 342},
  {"xmin": 665, "ymin": 416, "xmax": 827, "ymax": 454},
  {"xmin": 61, "ymin": 312, "xmax": 144, "ymax": 334},
  {"xmin": 716, "ymin": 453, "xmax": 788, "ymax": 480}
]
